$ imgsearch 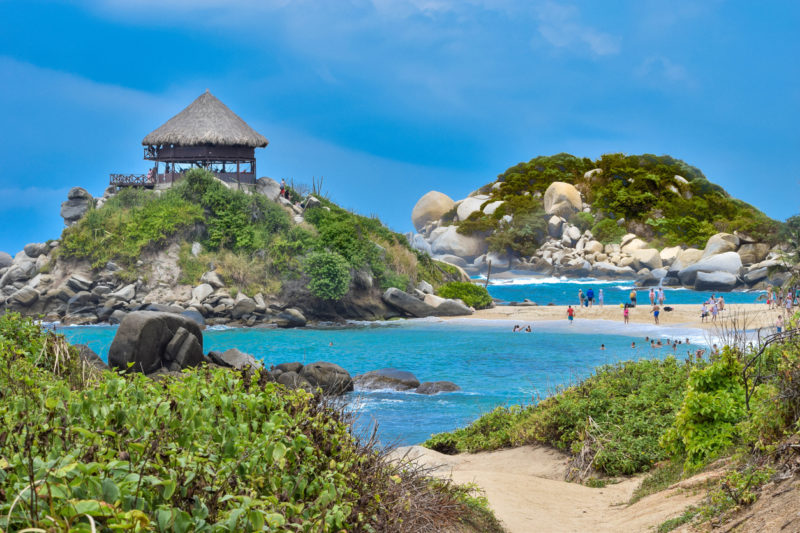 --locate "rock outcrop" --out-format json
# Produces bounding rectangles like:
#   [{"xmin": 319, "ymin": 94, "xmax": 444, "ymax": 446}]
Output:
[
  {"xmin": 412, "ymin": 191, "xmax": 455, "ymax": 232},
  {"xmin": 354, "ymin": 368, "xmax": 421, "ymax": 391},
  {"xmin": 543, "ymin": 182, "xmax": 582, "ymax": 218},
  {"xmin": 415, "ymin": 381, "xmax": 460, "ymax": 394},
  {"xmin": 60, "ymin": 187, "xmax": 93, "ymax": 226},
  {"xmin": 300, "ymin": 362, "xmax": 354, "ymax": 395}
]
